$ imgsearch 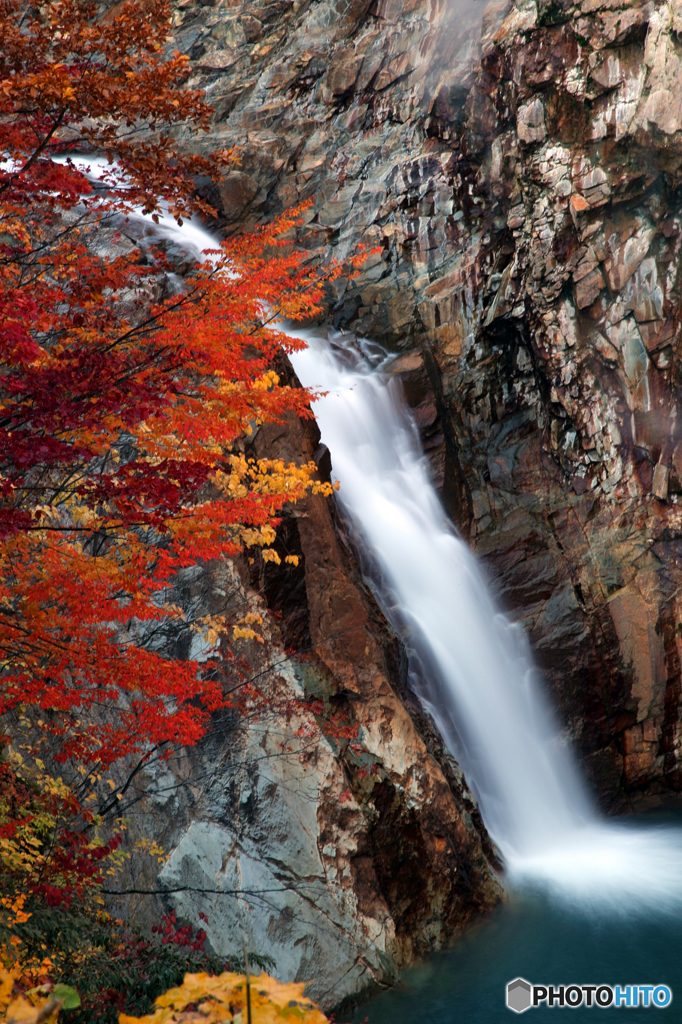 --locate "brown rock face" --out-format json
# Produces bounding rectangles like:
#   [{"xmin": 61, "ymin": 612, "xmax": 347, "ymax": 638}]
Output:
[
  {"xmin": 428, "ymin": 0, "xmax": 682, "ymax": 809},
  {"xmin": 167, "ymin": 0, "xmax": 682, "ymax": 811},
  {"xmin": 112, "ymin": 374, "xmax": 501, "ymax": 1008},
  {"xmin": 247, "ymin": 403, "xmax": 503, "ymax": 966}
]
